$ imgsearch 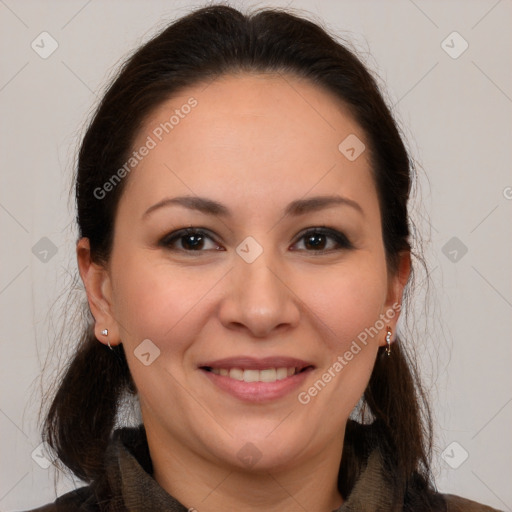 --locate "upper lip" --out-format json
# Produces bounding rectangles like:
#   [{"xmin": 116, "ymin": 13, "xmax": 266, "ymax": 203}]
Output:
[{"xmin": 198, "ymin": 356, "xmax": 314, "ymax": 371}]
